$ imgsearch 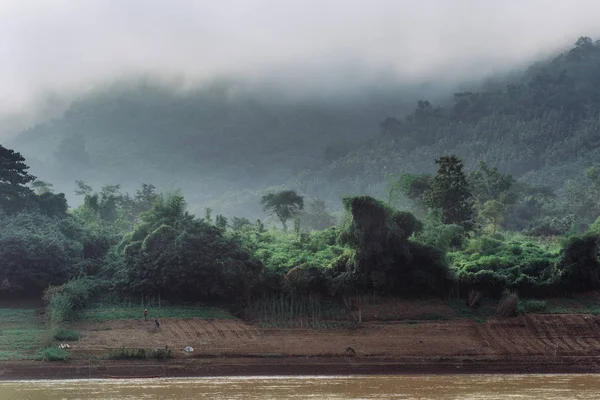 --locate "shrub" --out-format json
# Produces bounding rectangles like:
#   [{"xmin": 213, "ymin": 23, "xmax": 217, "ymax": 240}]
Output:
[
  {"xmin": 150, "ymin": 348, "xmax": 172, "ymax": 359},
  {"xmin": 517, "ymin": 300, "xmax": 547, "ymax": 315},
  {"xmin": 108, "ymin": 347, "xmax": 172, "ymax": 360},
  {"xmin": 557, "ymin": 234, "xmax": 600, "ymax": 292},
  {"xmin": 451, "ymin": 235, "xmax": 559, "ymax": 297},
  {"xmin": 495, "ymin": 292, "xmax": 519, "ymax": 317},
  {"xmin": 37, "ymin": 347, "xmax": 70, "ymax": 361},
  {"xmin": 44, "ymin": 278, "xmax": 101, "ymax": 324},
  {"xmin": 108, "ymin": 348, "xmax": 148, "ymax": 360},
  {"xmin": 48, "ymin": 293, "xmax": 73, "ymax": 325},
  {"xmin": 53, "ymin": 329, "xmax": 81, "ymax": 341}
]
